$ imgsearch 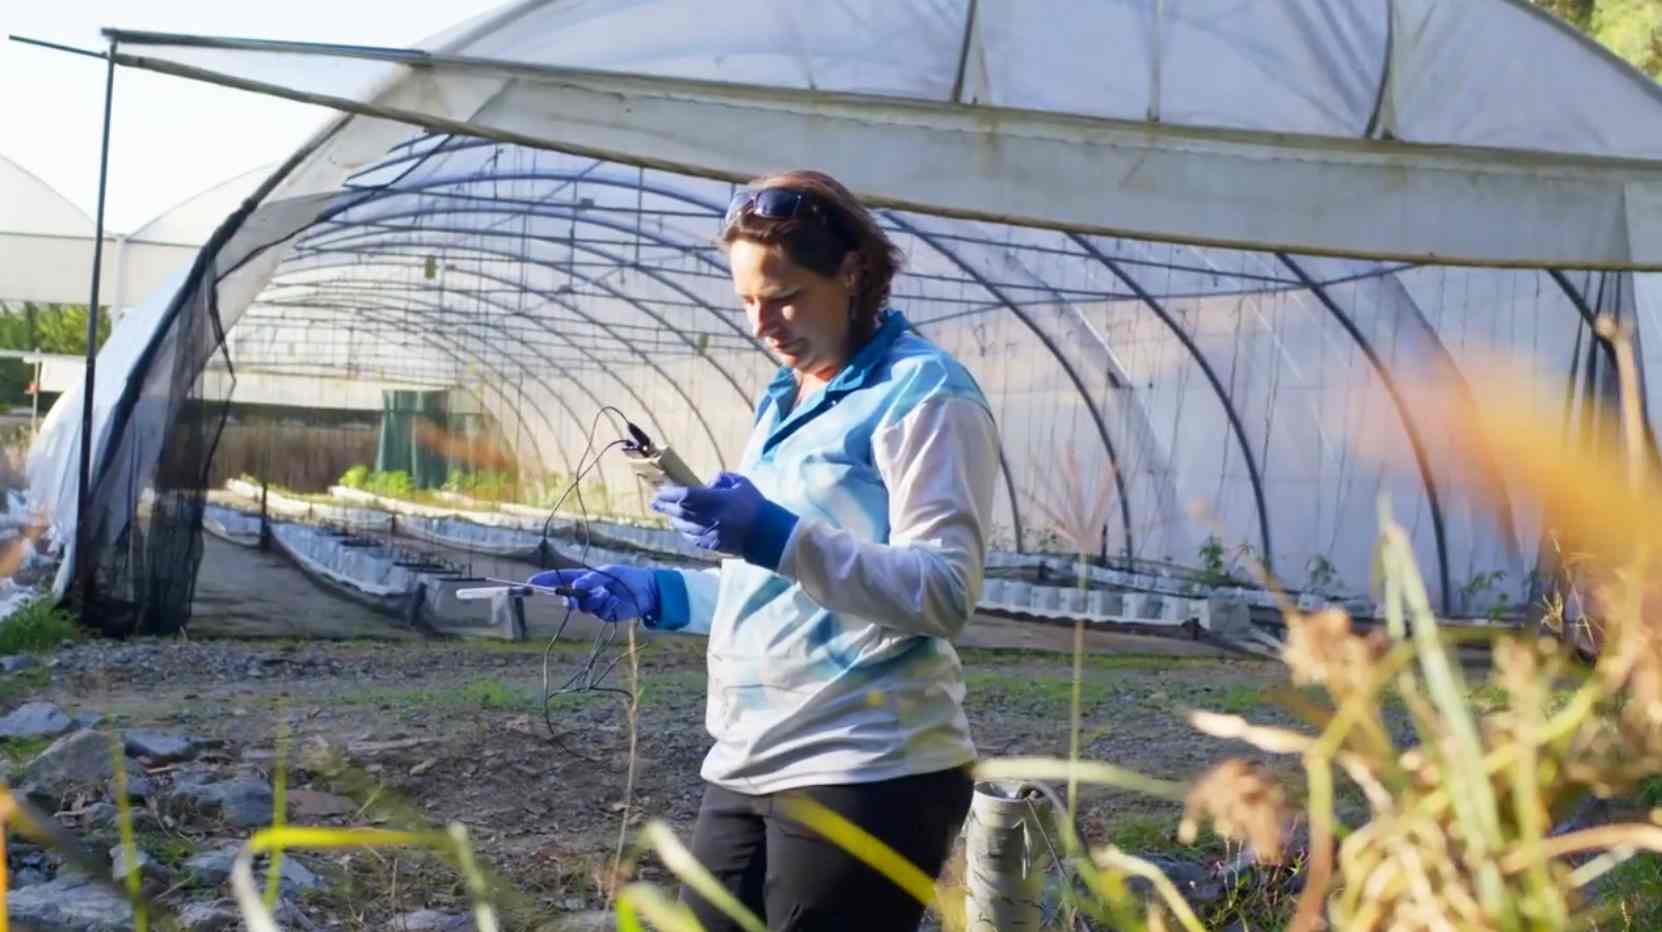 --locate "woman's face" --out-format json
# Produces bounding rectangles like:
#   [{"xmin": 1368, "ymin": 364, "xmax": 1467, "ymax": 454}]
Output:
[{"xmin": 729, "ymin": 238, "xmax": 858, "ymax": 382}]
